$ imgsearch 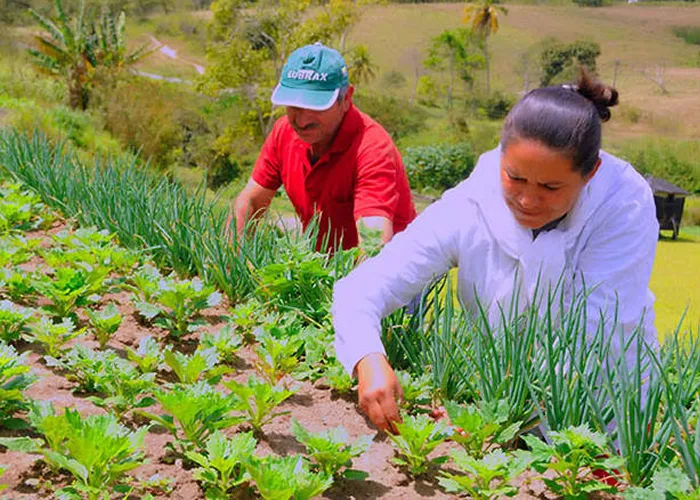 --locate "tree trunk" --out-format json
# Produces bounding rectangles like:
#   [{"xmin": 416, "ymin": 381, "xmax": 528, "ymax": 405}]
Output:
[
  {"xmin": 447, "ymin": 50, "xmax": 454, "ymax": 109},
  {"xmin": 483, "ymin": 42, "xmax": 490, "ymax": 97}
]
